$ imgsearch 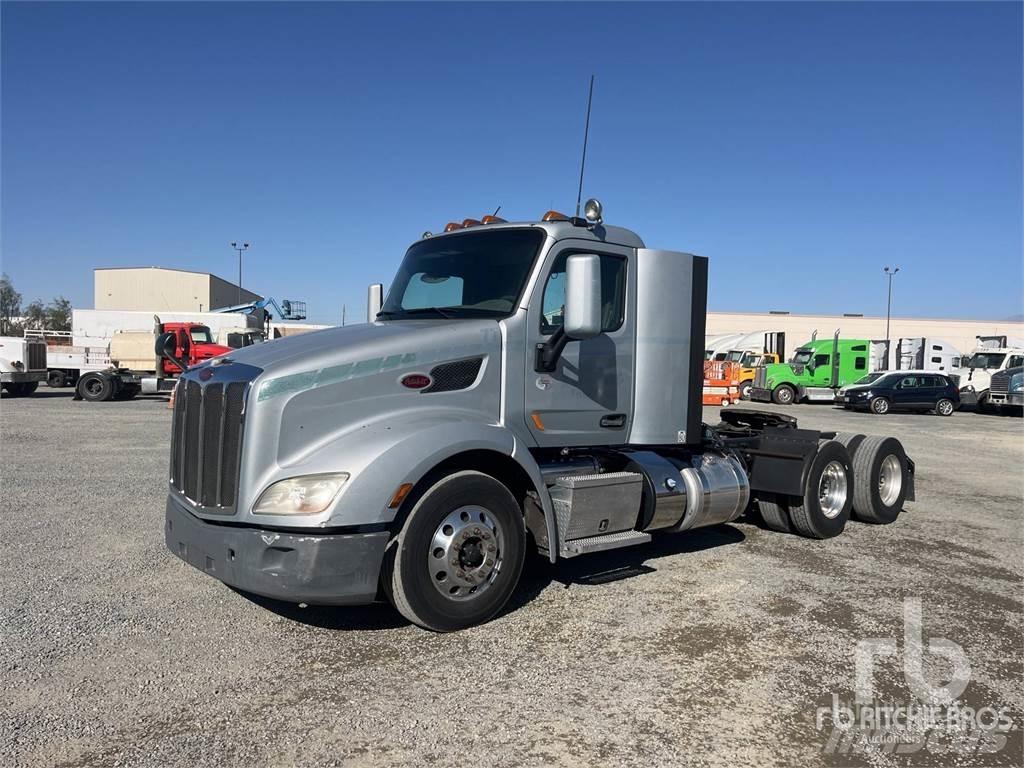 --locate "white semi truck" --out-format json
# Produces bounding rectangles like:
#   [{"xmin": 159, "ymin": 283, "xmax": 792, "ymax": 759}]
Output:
[
  {"xmin": 958, "ymin": 336, "xmax": 1024, "ymax": 410},
  {"xmin": 0, "ymin": 336, "xmax": 48, "ymax": 396},
  {"xmin": 165, "ymin": 204, "xmax": 915, "ymax": 631}
]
